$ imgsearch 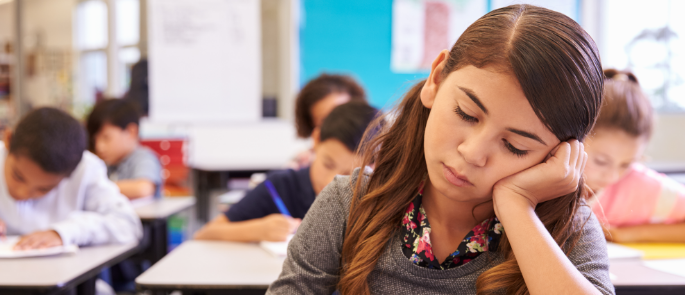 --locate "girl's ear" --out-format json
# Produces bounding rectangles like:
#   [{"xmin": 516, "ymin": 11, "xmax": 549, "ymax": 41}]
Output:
[
  {"xmin": 420, "ymin": 50, "xmax": 450, "ymax": 109},
  {"xmin": 312, "ymin": 127, "xmax": 321, "ymax": 149},
  {"xmin": 3, "ymin": 130, "xmax": 12, "ymax": 151}
]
